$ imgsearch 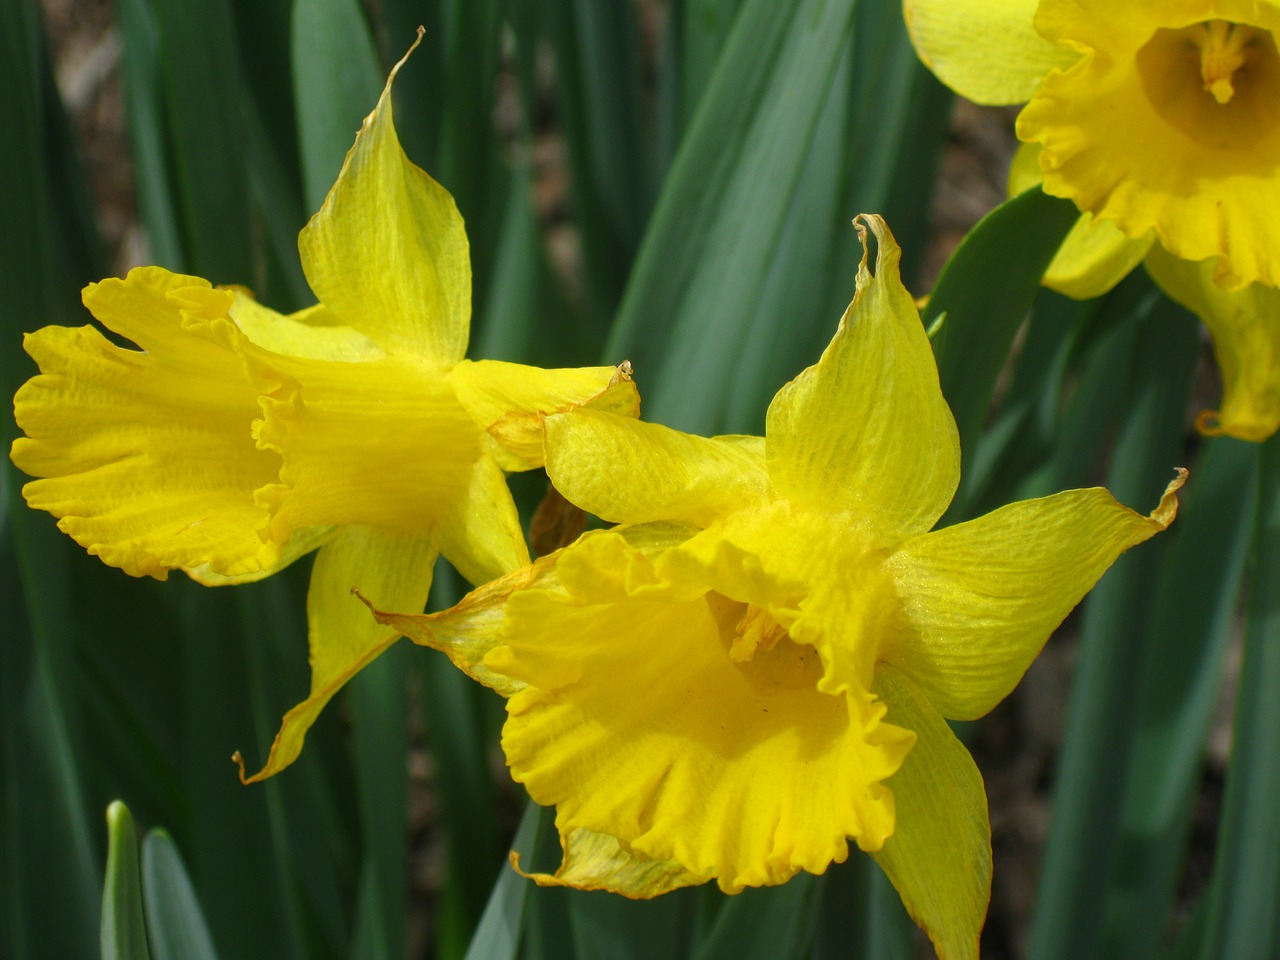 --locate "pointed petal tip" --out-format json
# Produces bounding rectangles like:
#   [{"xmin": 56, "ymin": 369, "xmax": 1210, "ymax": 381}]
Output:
[{"xmin": 1152, "ymin": 467, "xmax": 1188, "ymax": 529}]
